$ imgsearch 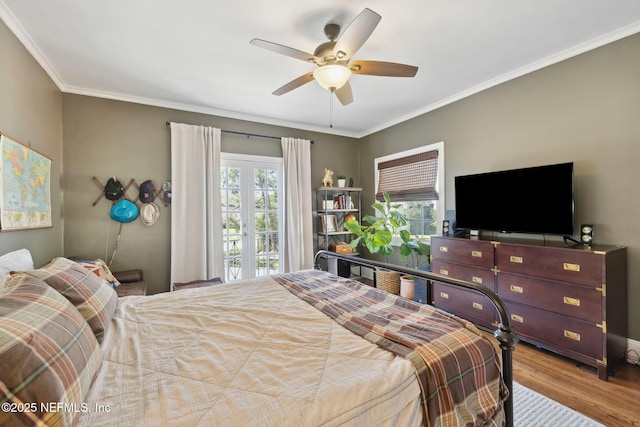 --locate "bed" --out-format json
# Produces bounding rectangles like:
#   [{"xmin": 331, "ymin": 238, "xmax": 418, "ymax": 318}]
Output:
[{"xmin": 0, "ymin": 250, "xmax": 517, "ymax": 427}]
